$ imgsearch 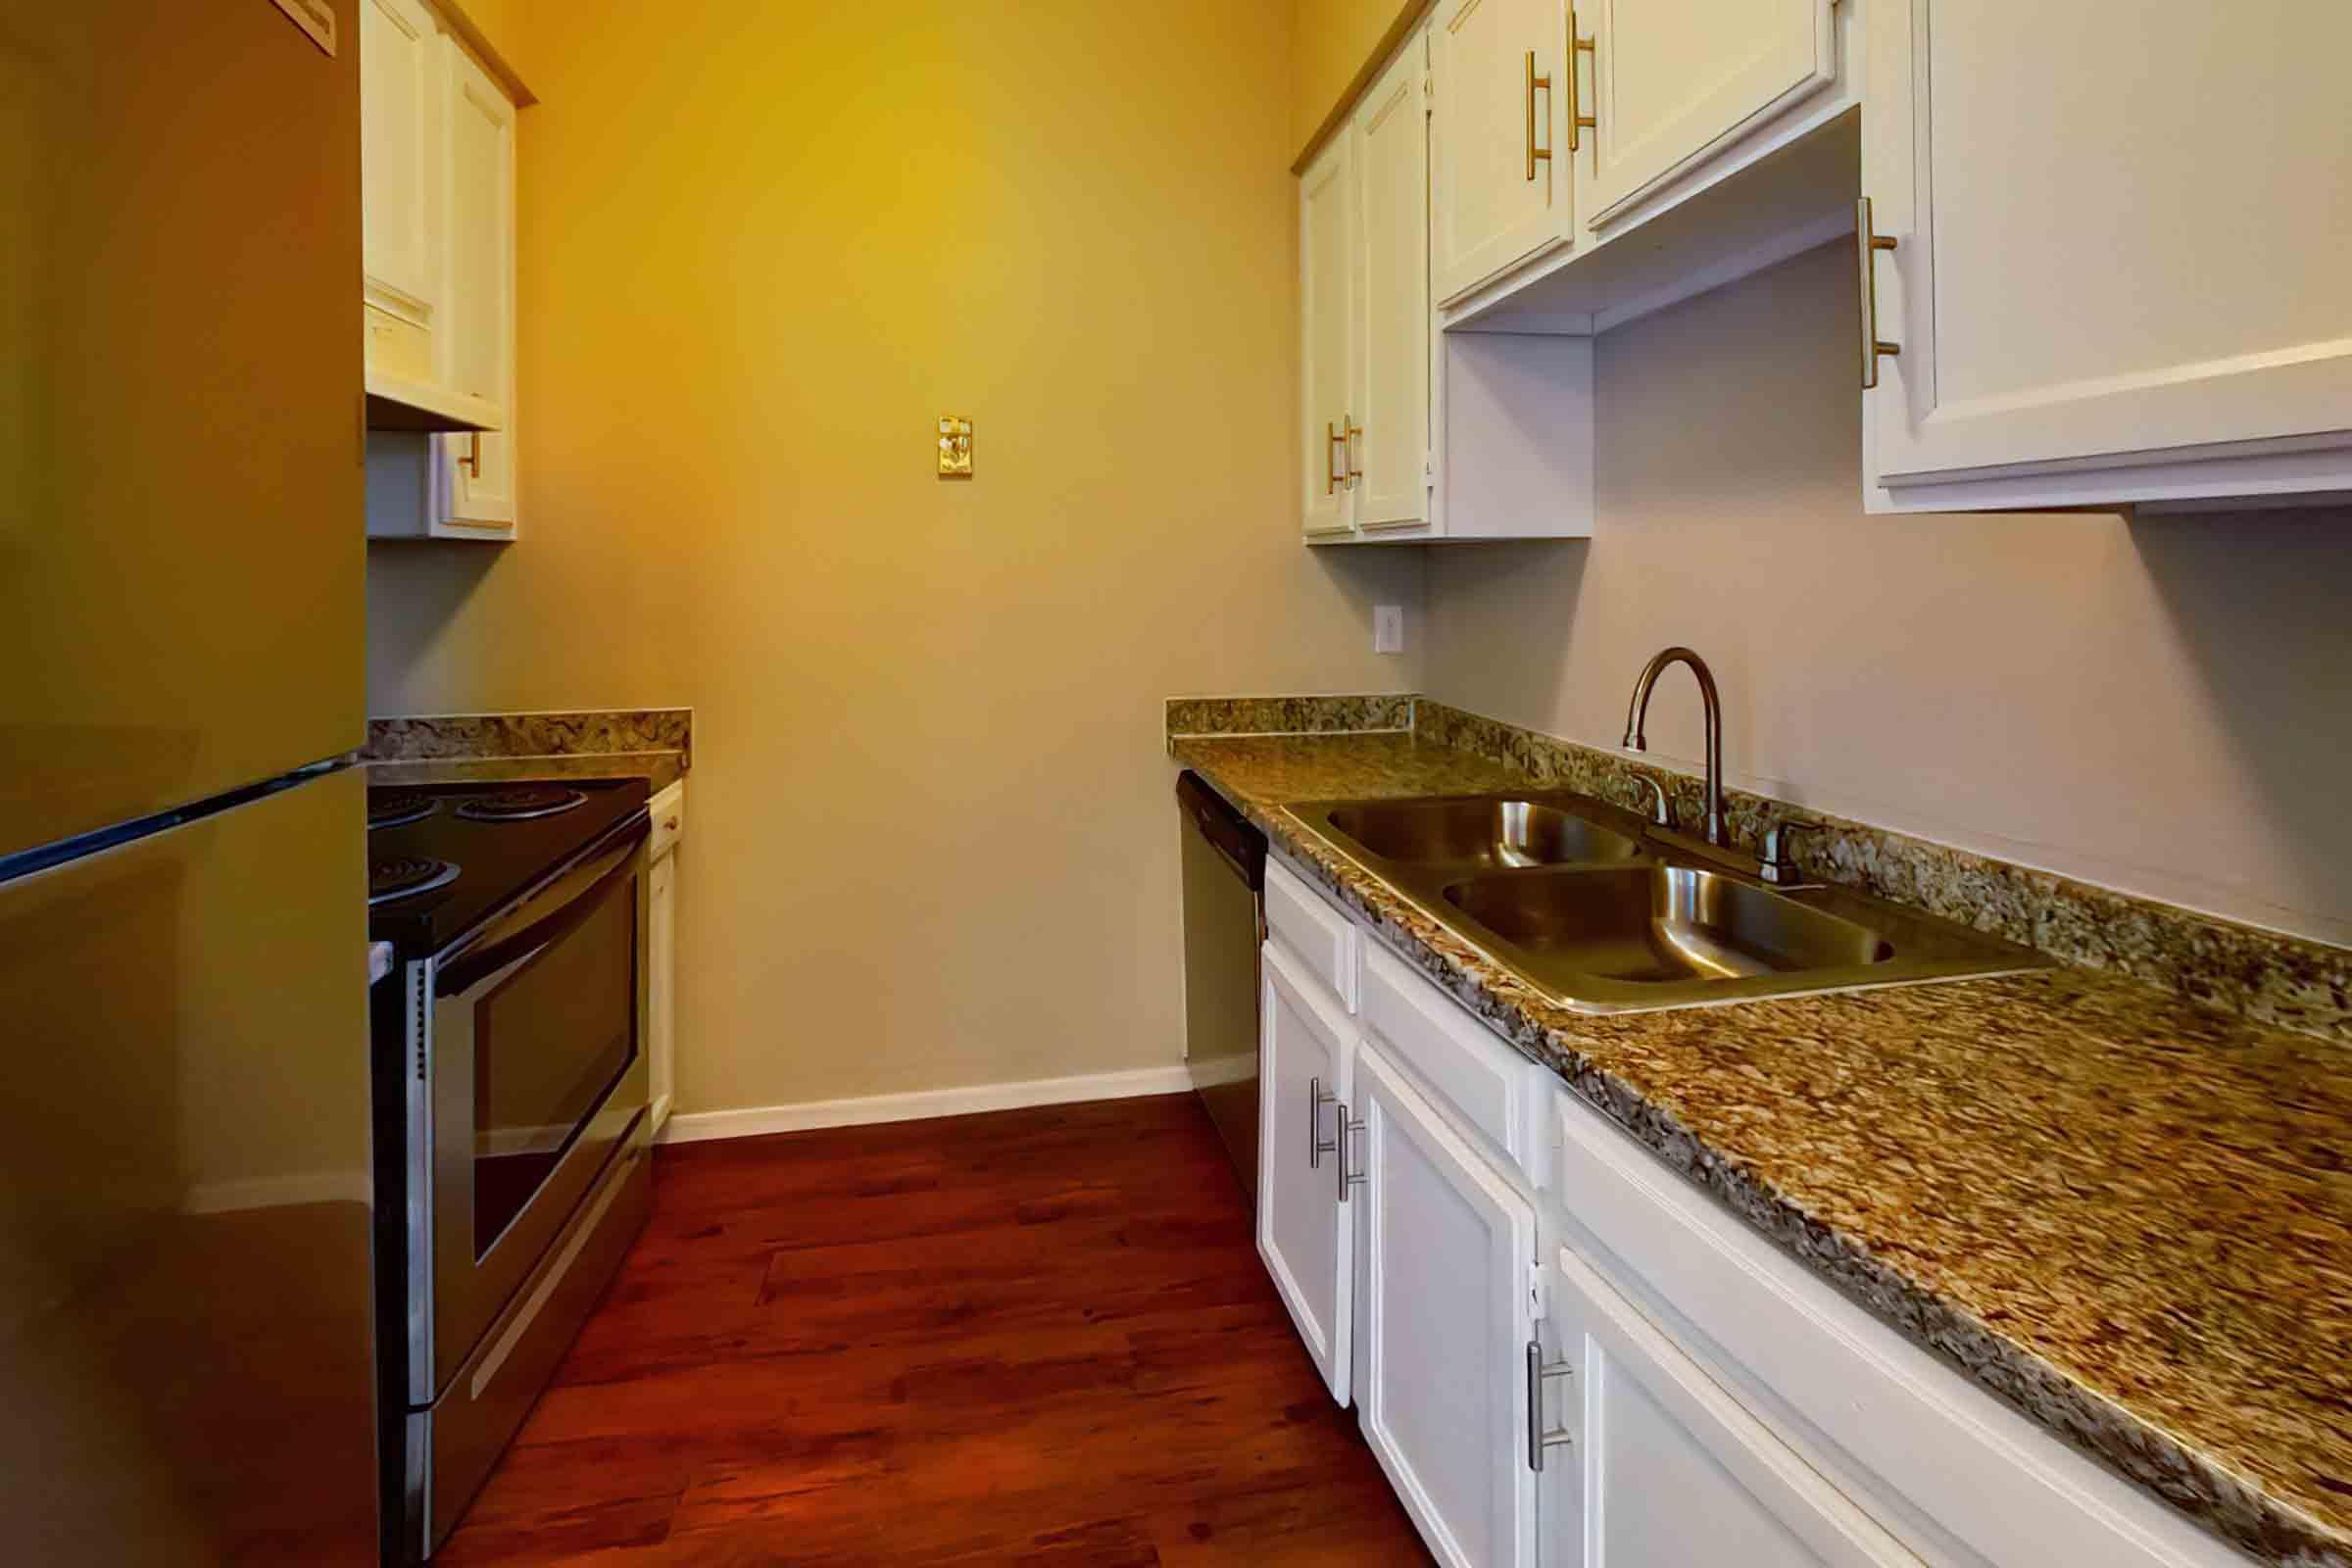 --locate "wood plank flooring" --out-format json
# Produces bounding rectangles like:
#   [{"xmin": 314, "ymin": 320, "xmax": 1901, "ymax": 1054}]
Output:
[{"xmin": 436, "ymin": 1094, "xmax": 1433, "ymax": 1566}]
